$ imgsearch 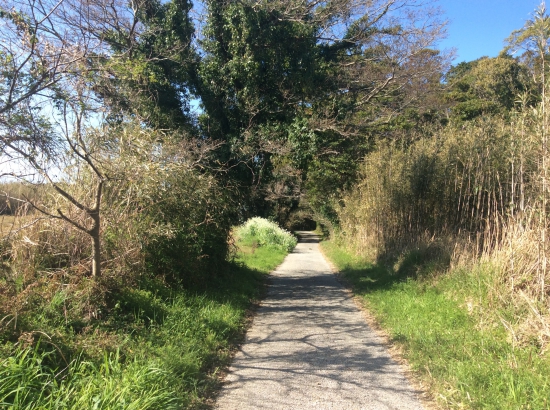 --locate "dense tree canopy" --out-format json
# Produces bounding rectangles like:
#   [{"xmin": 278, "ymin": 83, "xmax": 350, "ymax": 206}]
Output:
[
  {"xmin": 191, "ymin": 0, "xmax": 449, "ymax": 221},
  {"xmin": 445, "ymin": 56, "xmax": 533, "ymax": 121}
]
